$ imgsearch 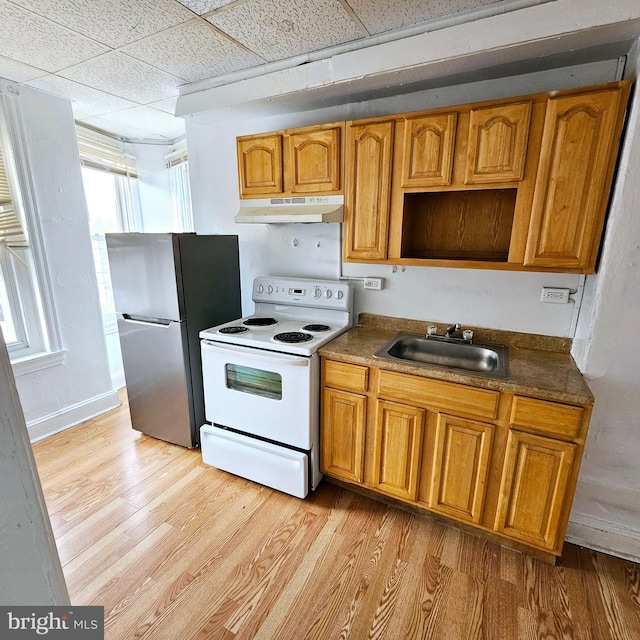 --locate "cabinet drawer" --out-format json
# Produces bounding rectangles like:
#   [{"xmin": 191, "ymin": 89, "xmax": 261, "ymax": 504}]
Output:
[
  {"xmin": 378, "ymin": 370, "xmax": 499, "ymax": 421},
  {"xmin": 324, "ymin": 360, "xmax": 369, "ymax": 392},
  {"xmin": 510, "ymin": 396, "xmax": 584, "ymax": 440}
]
